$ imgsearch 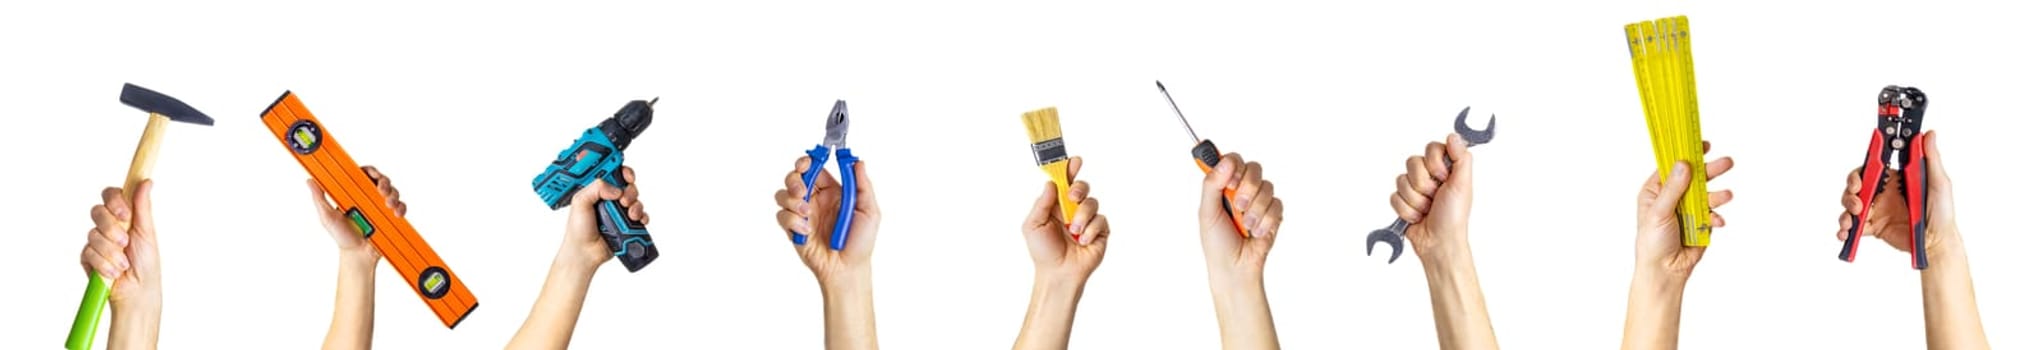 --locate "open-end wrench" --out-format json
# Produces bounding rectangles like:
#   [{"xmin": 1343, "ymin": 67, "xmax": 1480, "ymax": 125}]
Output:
[{"xmin": 1366, "ymin": 107, "xmax": 1494, "ymax": 264}]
